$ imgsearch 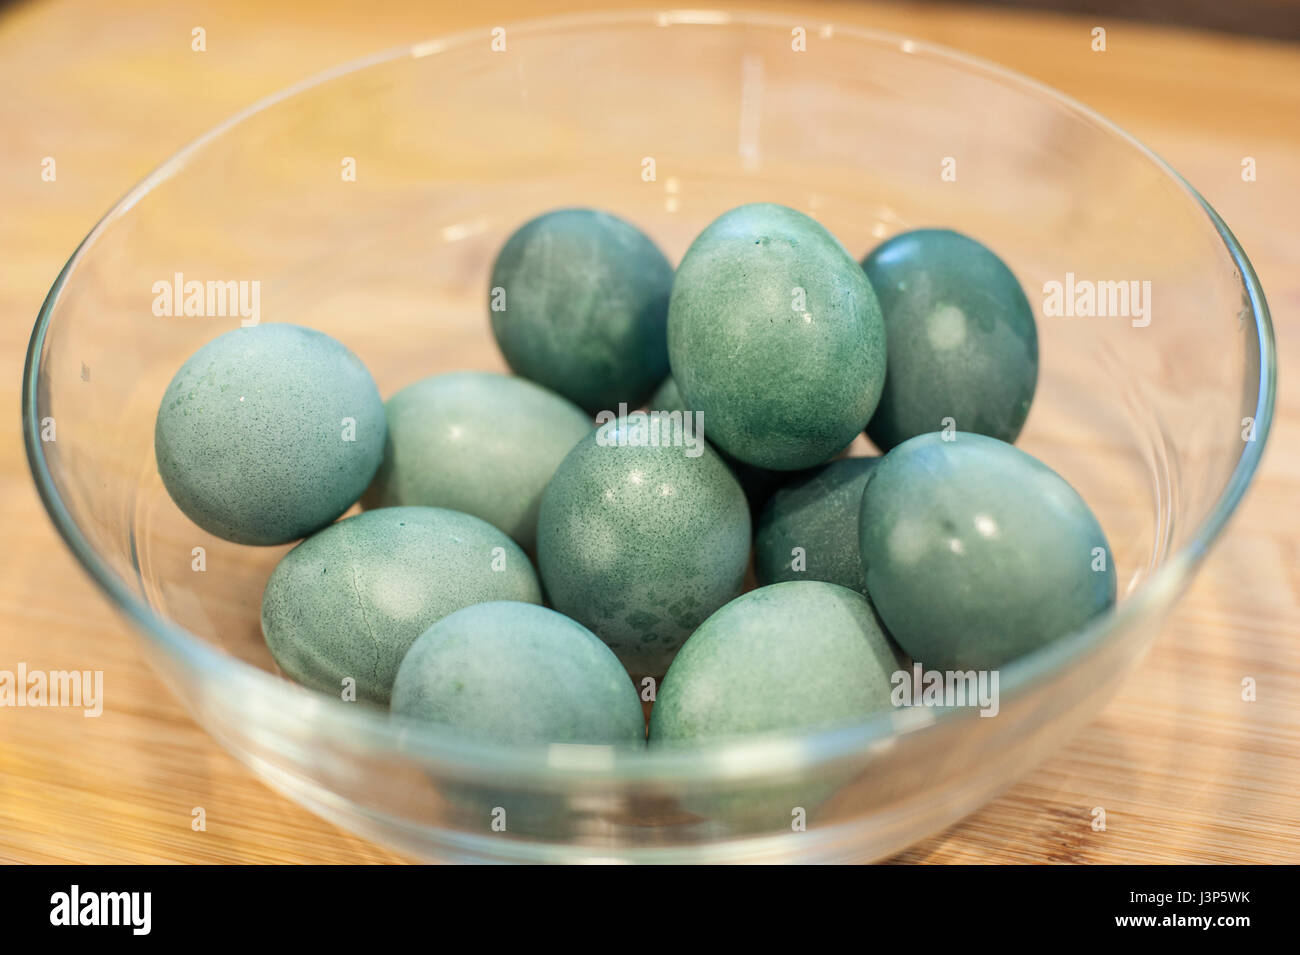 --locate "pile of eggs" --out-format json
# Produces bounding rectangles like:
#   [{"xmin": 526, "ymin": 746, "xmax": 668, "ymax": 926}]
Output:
[{"xmin": 155, "ymin": 203, "xmax": 1116, "ymax": 749}]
